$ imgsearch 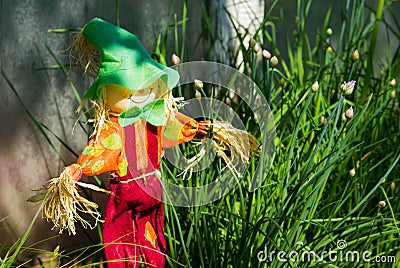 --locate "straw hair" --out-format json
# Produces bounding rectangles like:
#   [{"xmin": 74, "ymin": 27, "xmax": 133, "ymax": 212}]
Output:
[
  {"xmin": 42, "ymin": 166, "xmax": 107, "ymax": 235},
  {"xmin": 156, "ymin": 79, "xmax": 183, "ymax": 123},
  {"xmin": 70, "ymin": 30, "xmax": 102, "ymax": 74},
  {"xmin": 181, "ymin": 120, "xmax": 259, "ymax": 177},
  {"xmin": 89, "ymin": 89, "xmax": 116, "ymax": 140},
  {"xmin": 70, "ymin": 29, "xmax": 112, "ymax": 140},
  {"xmin": 212, "ymin": 121, "xmax": 259, "ymax": 162},
  {"xmin": 211, "ymin": 121, "xmax": 259, "ymax": 176}
]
